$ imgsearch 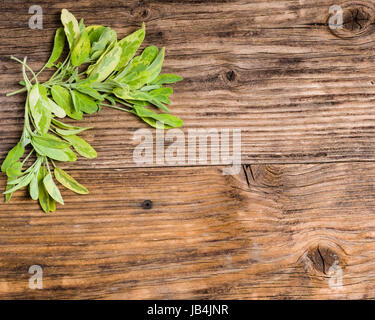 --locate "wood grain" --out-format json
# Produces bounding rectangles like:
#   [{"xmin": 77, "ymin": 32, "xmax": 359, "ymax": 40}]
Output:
[
  {"xmin": 1, "ymin": 163, "xmax": 375, "ymax": 299},
  {"xmin": 1, "ymin": 0, "xmax": 375, "ymax": 300}
]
